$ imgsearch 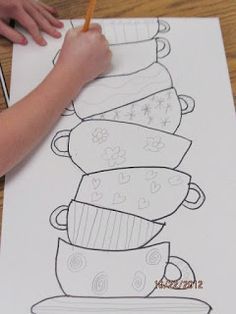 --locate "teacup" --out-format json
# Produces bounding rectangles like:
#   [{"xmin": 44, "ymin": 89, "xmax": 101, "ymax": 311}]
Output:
[
  {"xmin": 50, "ymin": 200, "xmax": 165, "ymax": 250},
  {"xmin": 51, "ymin": 120, "xmax": 191, "ymax": 173},
  {"xmin": 56, "ymin": 239, "xmax": 195, "ymax": 297},
  {"xmin": 75, "ymin": 167, "xmax": 206, "ymax": 221},
  {"xmin": 87, "ymin": 88, "xmax": 195, "ymax": 134}
]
